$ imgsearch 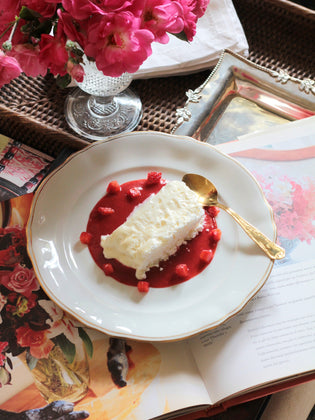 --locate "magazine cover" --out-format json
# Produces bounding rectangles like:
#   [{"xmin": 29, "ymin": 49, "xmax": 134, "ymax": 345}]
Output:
[{"xmin": 0, "ymin": 135, "xmax": 53, "ymax": 201}]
